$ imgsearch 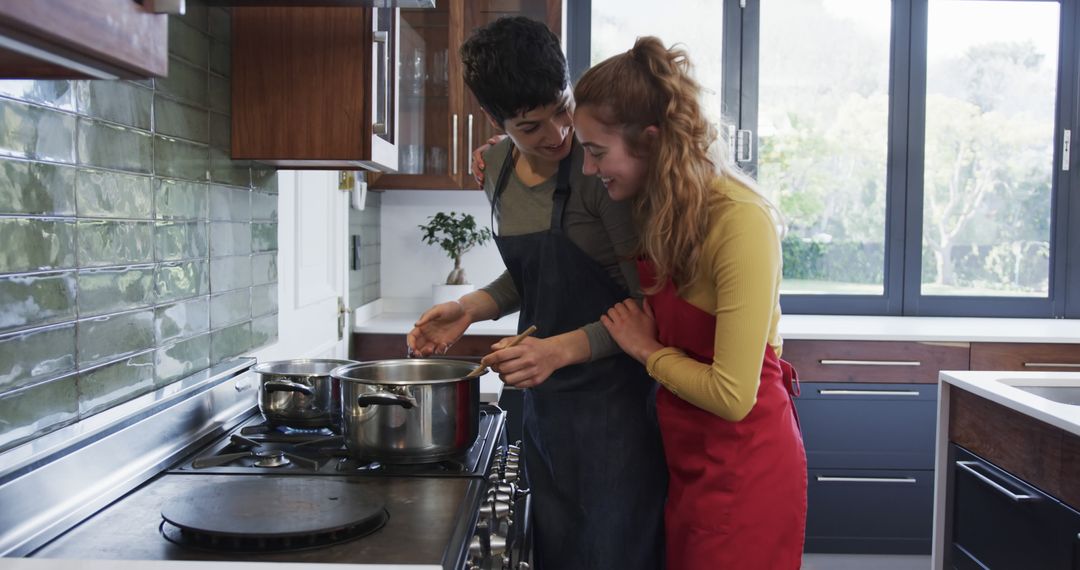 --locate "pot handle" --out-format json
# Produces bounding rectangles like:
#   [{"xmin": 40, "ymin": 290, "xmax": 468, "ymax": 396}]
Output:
[
  {"xmin": 357, "ymin": 390, "xmax": 417, "ymax": 409},
  {"xmin": 264, "ymin": 379, "xmax": 315, "ymax": 396}
]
